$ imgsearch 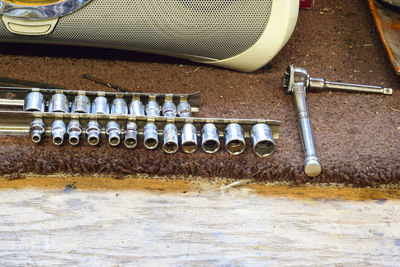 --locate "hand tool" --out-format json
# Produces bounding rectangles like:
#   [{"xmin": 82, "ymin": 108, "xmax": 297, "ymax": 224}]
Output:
[{"xmin": 283, "ymin": 65, "xmax": 393, "ymax": 177}]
